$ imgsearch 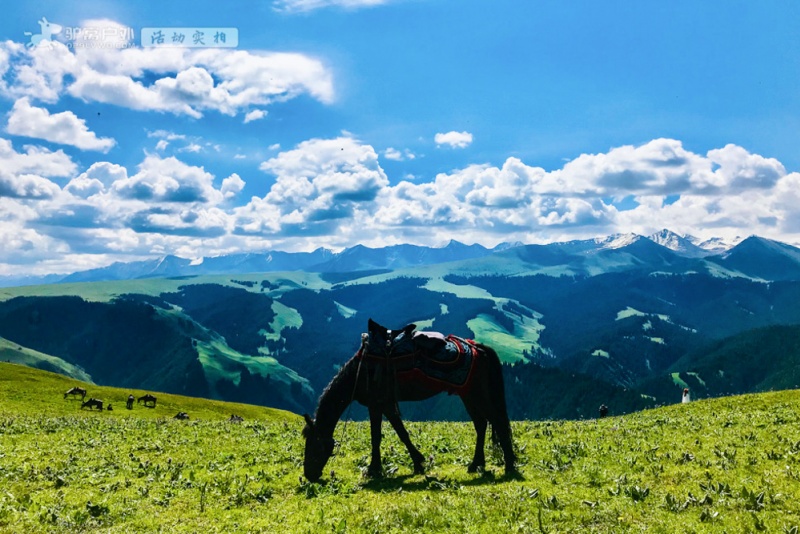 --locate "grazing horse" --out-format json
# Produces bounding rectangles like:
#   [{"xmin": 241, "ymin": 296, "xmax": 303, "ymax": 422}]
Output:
[
  {"xmin": 229, "ymin": 414, "xmax": 244, "ymax": 423},
  {"xmin": 302, "ymin": 319, "xmax": 516, "ymax": 482},
  {"xmin": 64, "ymin": 386, "xmax": 87, "ymax": 400},
  {"xmin": 138, "ymin": 394, "xmax": 157, "ymax": 408},
  {"xmin": 173, "ymin": 412, "xmax": 190, "ymax": 420},
  {"xmin": 81, "ymin": 398, "xmax": 103, "ymax": 411}
]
